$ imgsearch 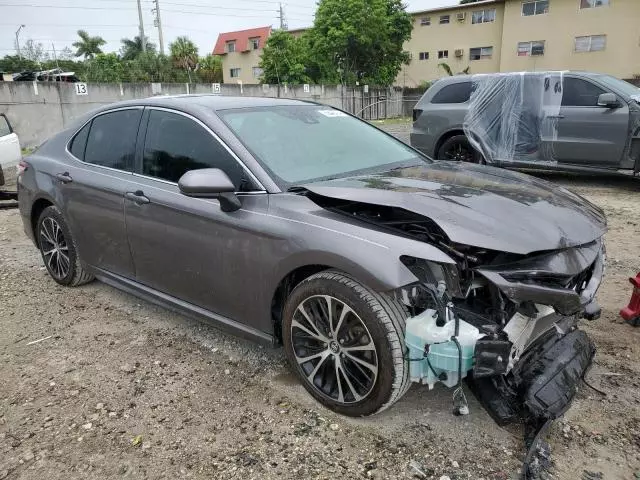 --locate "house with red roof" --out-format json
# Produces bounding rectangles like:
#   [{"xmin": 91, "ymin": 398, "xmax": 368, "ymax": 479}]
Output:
[{"xmin": 213, "ymin": 26, "xmax": 272, "ymax": 84}]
